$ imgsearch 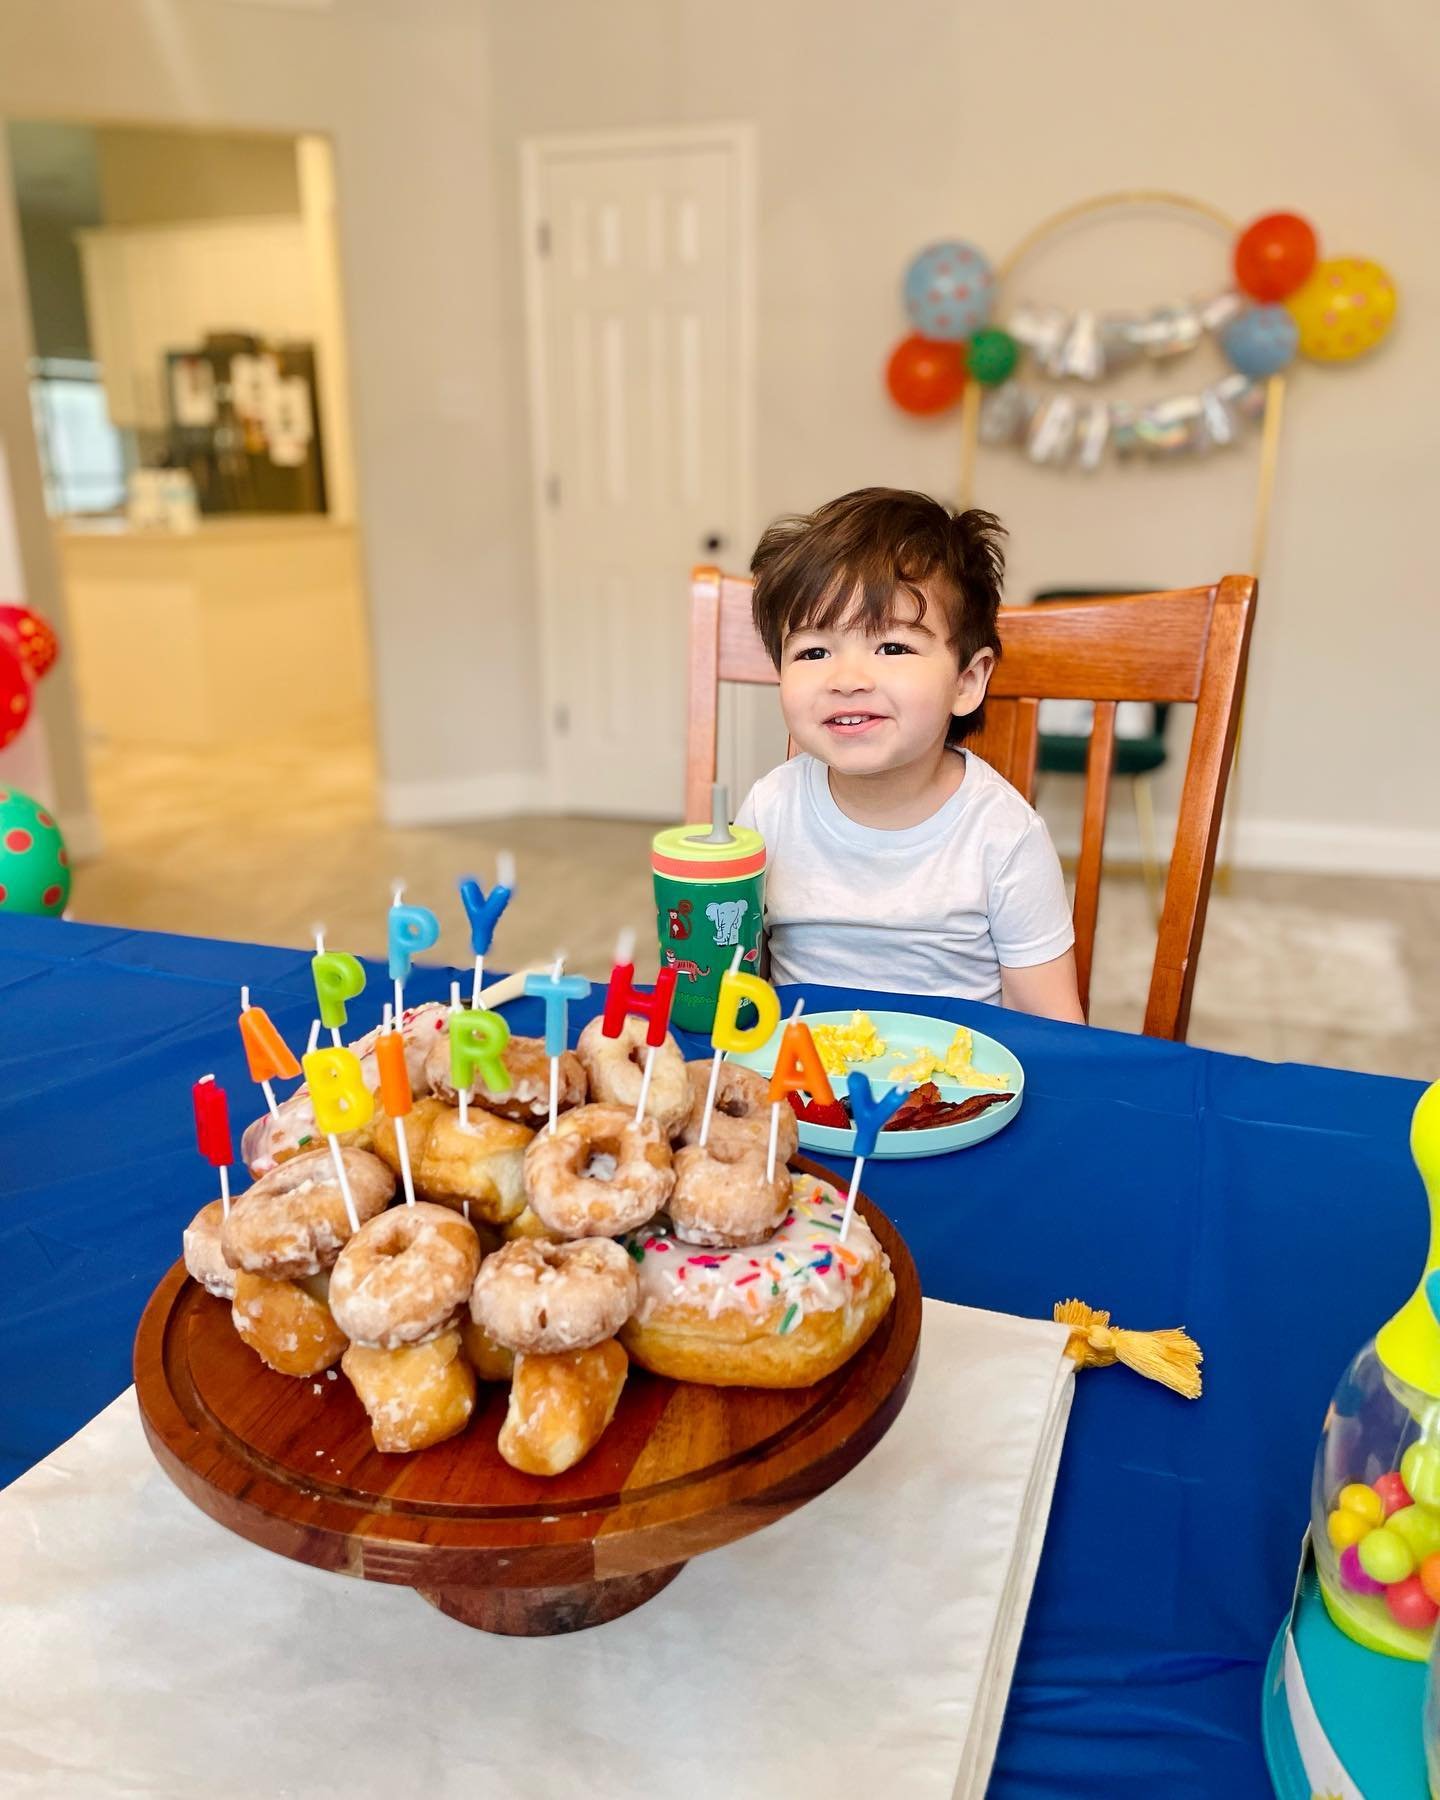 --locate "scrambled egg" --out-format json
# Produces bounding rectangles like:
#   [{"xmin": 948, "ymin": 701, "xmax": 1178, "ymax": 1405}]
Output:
[
  {"xmin": 888, "ymin": 1025, "xmax": 1010, "ymax": 1091},
  {"xmin": 809, "ymin": 1012, "xmax": 888, "ymax": 1076}
]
